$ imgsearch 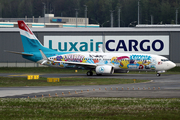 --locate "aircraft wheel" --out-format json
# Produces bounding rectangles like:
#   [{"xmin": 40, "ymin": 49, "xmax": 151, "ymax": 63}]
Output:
[
  {"xmin": 90, "ymin": 71, "xmax": 93, "ymax": 76},
  {"xmin": 87, "ymin": 71, "xmax": 93, "ymax": 76},
  {"xmin": 156, "ymin": 73, "xmax": 161, "ymax": 77}
]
